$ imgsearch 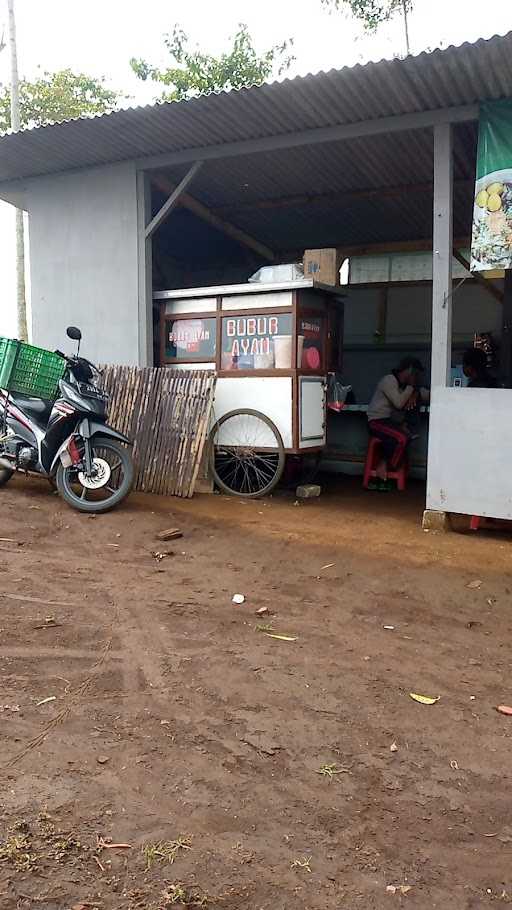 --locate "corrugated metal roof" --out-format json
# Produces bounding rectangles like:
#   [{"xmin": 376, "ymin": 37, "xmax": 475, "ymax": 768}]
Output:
[{"xmin": 0, "ymin": 31, "xmax": 511, "ymax": 182}]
